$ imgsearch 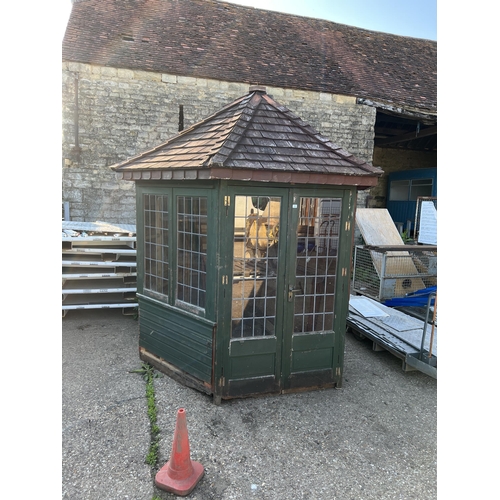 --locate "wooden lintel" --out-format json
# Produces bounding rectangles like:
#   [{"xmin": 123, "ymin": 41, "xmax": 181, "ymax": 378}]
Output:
[{"xmin": 377, "ymin": 126, "xmax": 437, "ymax": 146}]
